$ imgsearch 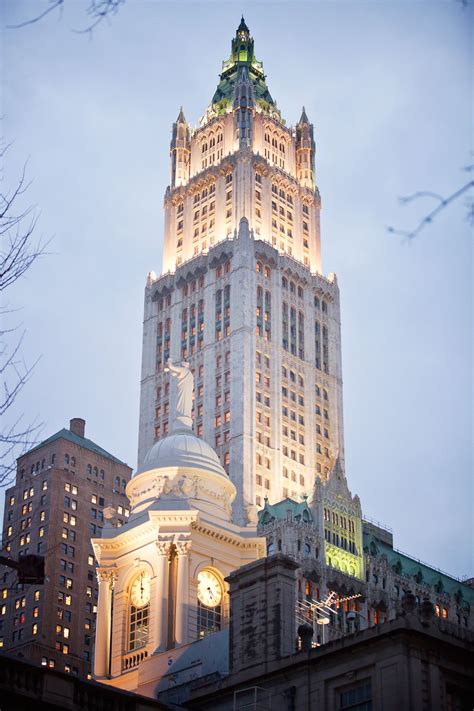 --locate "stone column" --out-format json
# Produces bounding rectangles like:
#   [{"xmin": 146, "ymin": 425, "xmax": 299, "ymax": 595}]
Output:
[
  {"xmin": 153, "ymin": 541, "xmax": 171, "ymax": 652},
  {"xmin": 174, "ymin": 541, "xmax": 191, "ymax": 646},
  {"xmin": 94, "ymin": 569, "xmax": 113, "ymax": 678}
]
